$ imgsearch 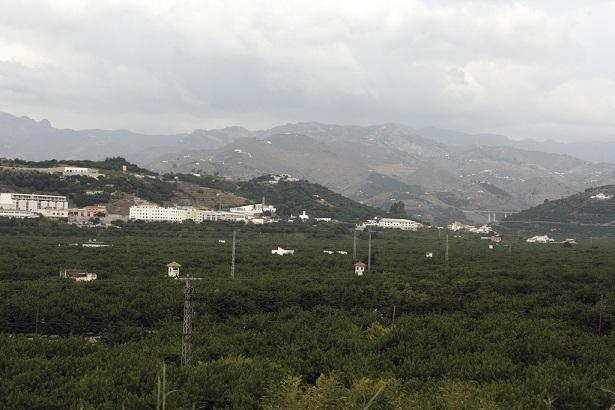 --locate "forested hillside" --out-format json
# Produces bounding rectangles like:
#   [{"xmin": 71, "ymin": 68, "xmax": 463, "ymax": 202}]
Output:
[
  {"xmin": 0, "ymin": 159, "xmax": 382, "ymax": 221},
  {"xmin": 237, "ymin": 176, "xmax": 384, "ymax": 220},
  {"xmin": 0, "ymin": 165, "xmax": 175, "ymax": 207},
  {"xmin": 505, "ymin": 185, "xmax": 615, "ymax": 225}
]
